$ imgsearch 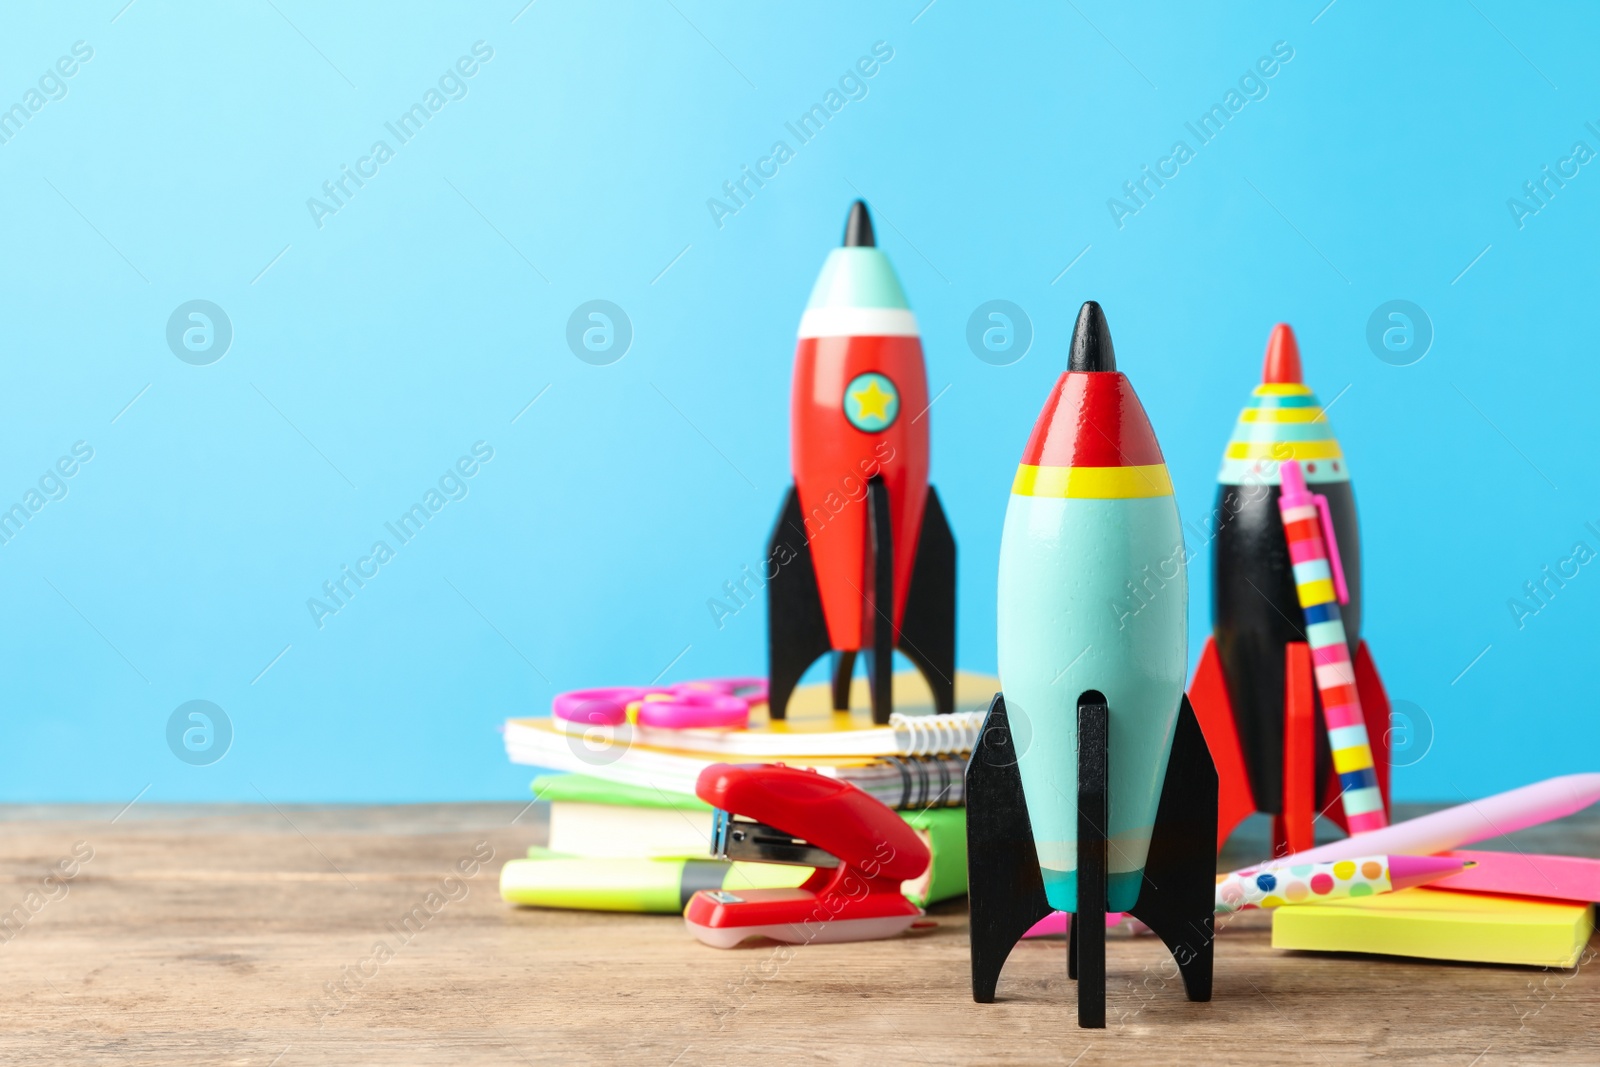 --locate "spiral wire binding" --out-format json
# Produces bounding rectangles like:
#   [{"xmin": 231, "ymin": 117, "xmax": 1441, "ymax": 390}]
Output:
[{"xmin": 889, "ymin": 710, "xmax": 987, "ymax": 757}]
